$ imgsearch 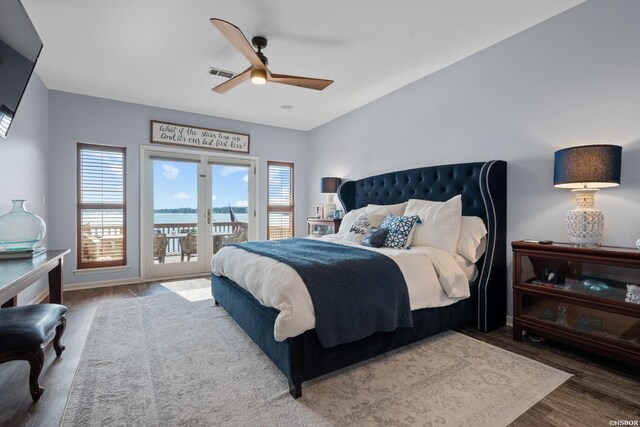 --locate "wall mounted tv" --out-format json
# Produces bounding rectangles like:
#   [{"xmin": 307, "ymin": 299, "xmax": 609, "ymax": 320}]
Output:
[{"xmin": 0, "ymin": 0, "xmax": 43, "ymax": 139}]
